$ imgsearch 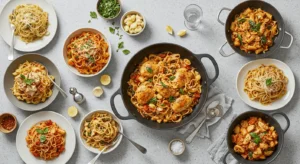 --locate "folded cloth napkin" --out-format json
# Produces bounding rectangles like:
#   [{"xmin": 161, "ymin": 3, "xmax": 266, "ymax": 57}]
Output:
[
  {"xmin": 178, "ymin": 85, "xmax": 233, "ymax": 138},
  {"xmin": 207, "ymin": 114, "xmax": 238, "ymax": 164}
]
